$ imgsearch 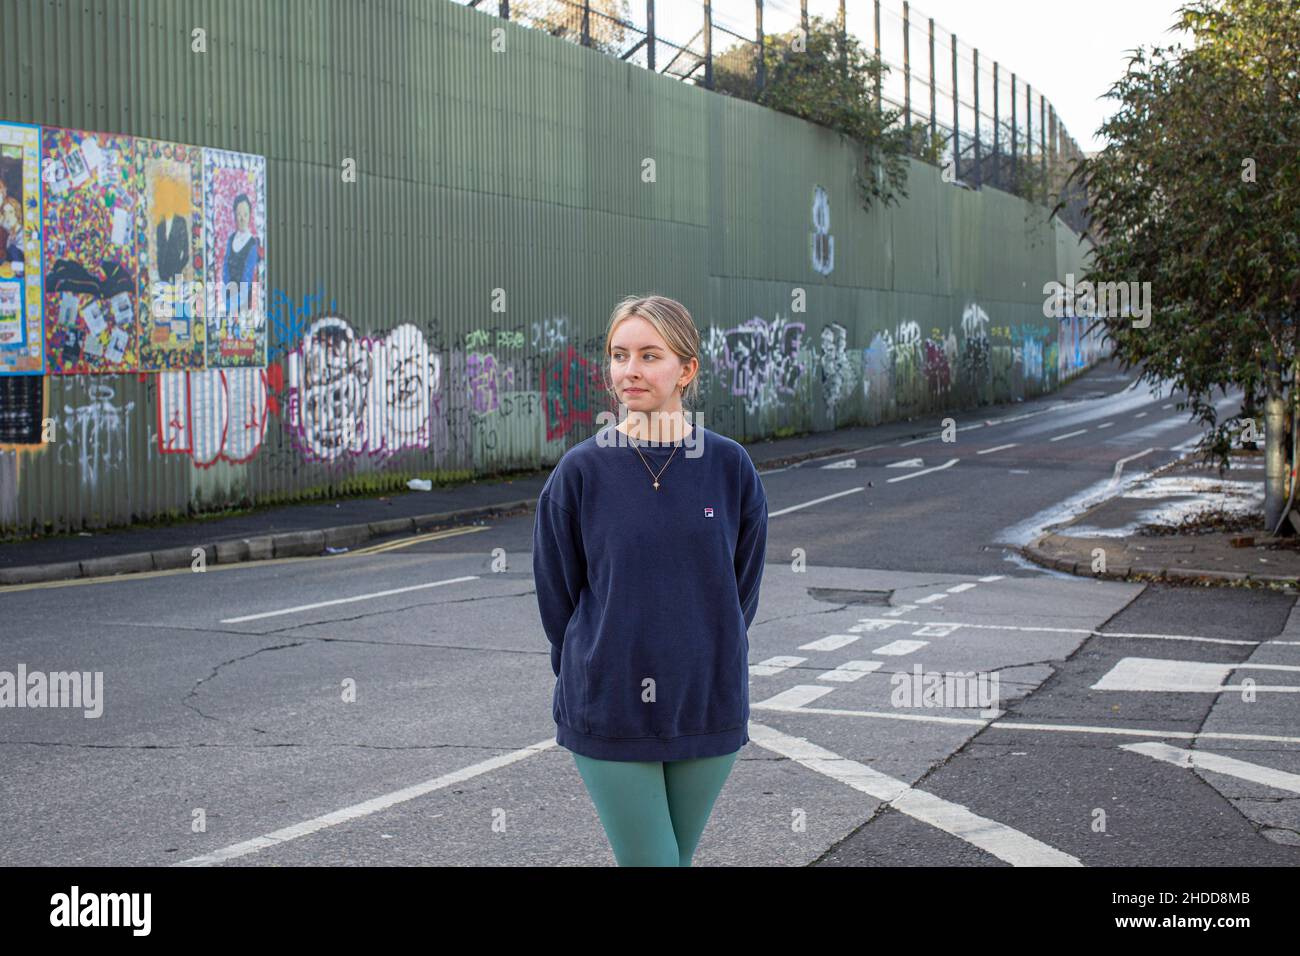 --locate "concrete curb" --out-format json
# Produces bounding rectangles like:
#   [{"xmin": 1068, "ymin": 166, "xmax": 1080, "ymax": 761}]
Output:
[
  {"xmin": 0, "ymin": 499, "xmax": 536, "ymax": 587},
  {"xmin": 1008, "ymin": 444, "xmax": 1300, "ymax": 589},
  {"xmin": 1018, "ymin": 535, "xmax": 1300, "ymax": 590}
]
